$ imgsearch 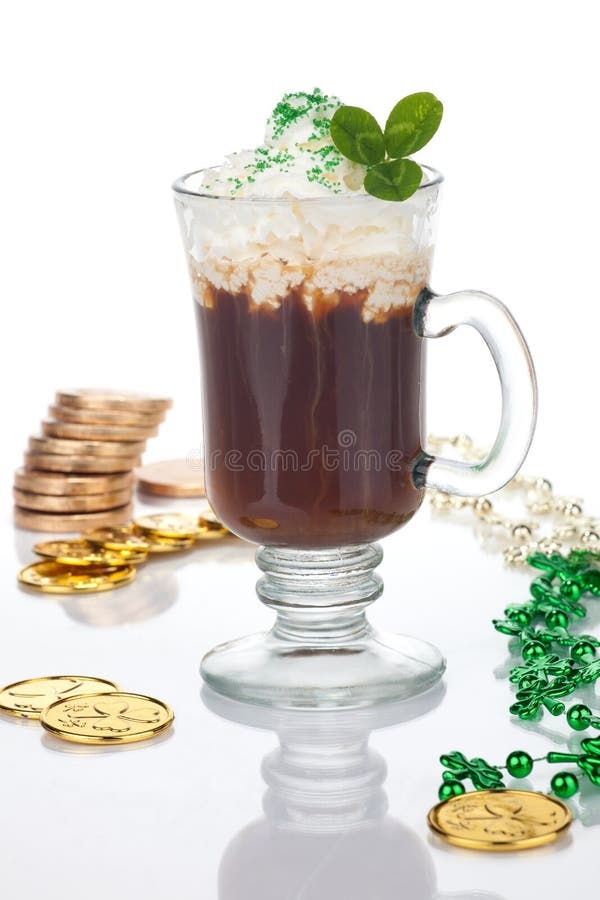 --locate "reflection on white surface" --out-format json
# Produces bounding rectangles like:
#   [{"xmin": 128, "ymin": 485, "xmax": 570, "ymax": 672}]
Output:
[
  {"xmin": 40, "ymin": 726, "xmax": 175, "ymax": 754},
  {"xmin": 203, "ymin": 687, "xmax": 505, "ymax": 900},
  {"xmin": 59, "ymin": 560, "xmax": 180, "ymax": 626},
  {"xmin": 14, "ymin": 523, "xmax": 253, "ymax": 627}
]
